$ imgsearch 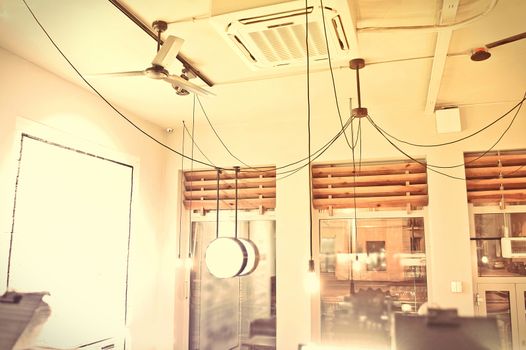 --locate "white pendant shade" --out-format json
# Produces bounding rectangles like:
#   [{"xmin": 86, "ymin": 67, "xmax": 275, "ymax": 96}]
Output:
[
  {"xmin": 237, "ymin": 238, "xmax": 260, "ymax": 276},
  {"xmin": 205, "ymin": 237, "xmax": 248, "ymax": 278}
]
